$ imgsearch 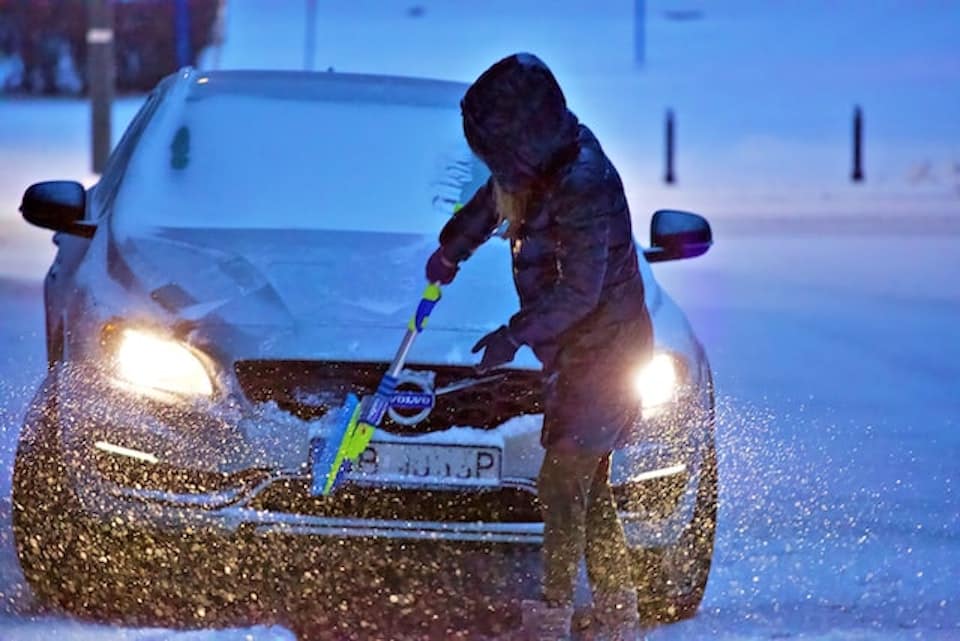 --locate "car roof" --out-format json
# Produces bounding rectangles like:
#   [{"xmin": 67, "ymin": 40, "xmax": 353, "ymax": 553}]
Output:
[{"xmin": 183, "ymin": 69, "xmax": 470, "ymax": 109}]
